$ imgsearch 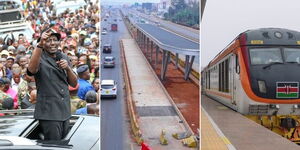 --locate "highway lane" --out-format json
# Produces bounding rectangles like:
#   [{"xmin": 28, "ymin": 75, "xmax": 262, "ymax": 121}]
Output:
[
  {"xmin": 136, "ymin": 23, "xmax": 199, "ymax": 64},
  {"xmin": 100, "ymin": 9, "xmax": 132, "ymax": 150},
  {"xmin": 126, "ymin": 9, "xmax": 199, "ymax": 42},
  {"xmin": 137, "ymin": 23, "xmax": 199, "ymax": 50}
]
